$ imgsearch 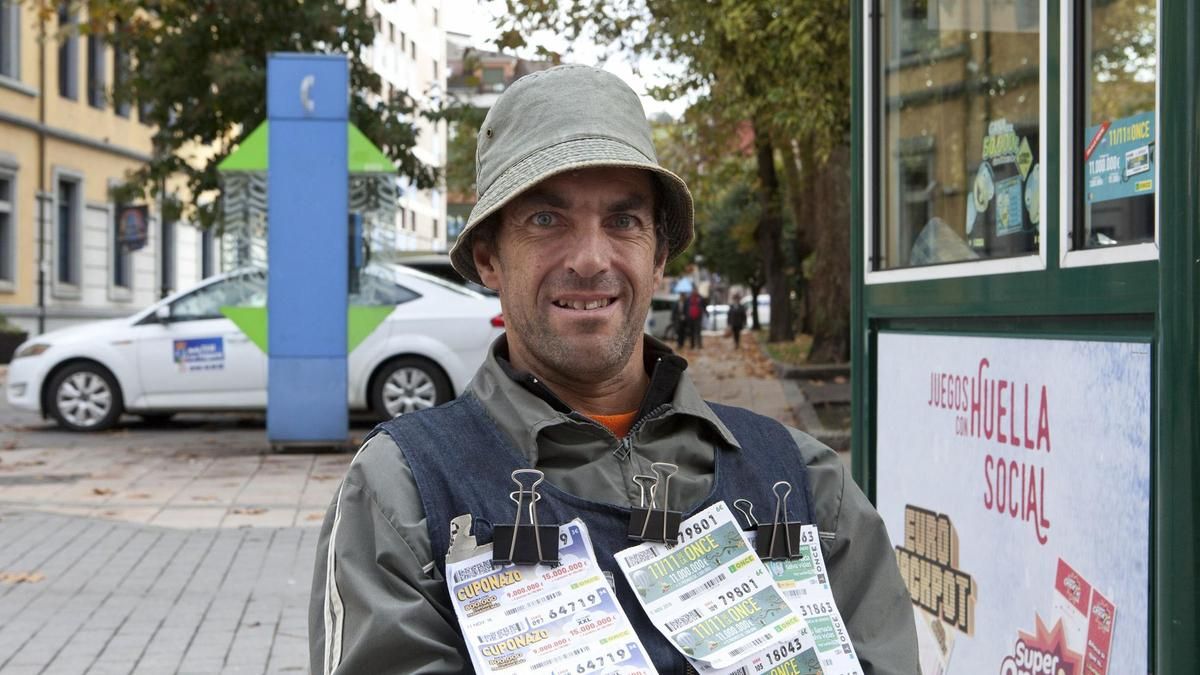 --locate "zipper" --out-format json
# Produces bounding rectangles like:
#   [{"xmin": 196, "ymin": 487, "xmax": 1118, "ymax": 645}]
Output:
[{"xmin": 611, "ymin": 403, "xmax": 672, "ymax": 461}]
